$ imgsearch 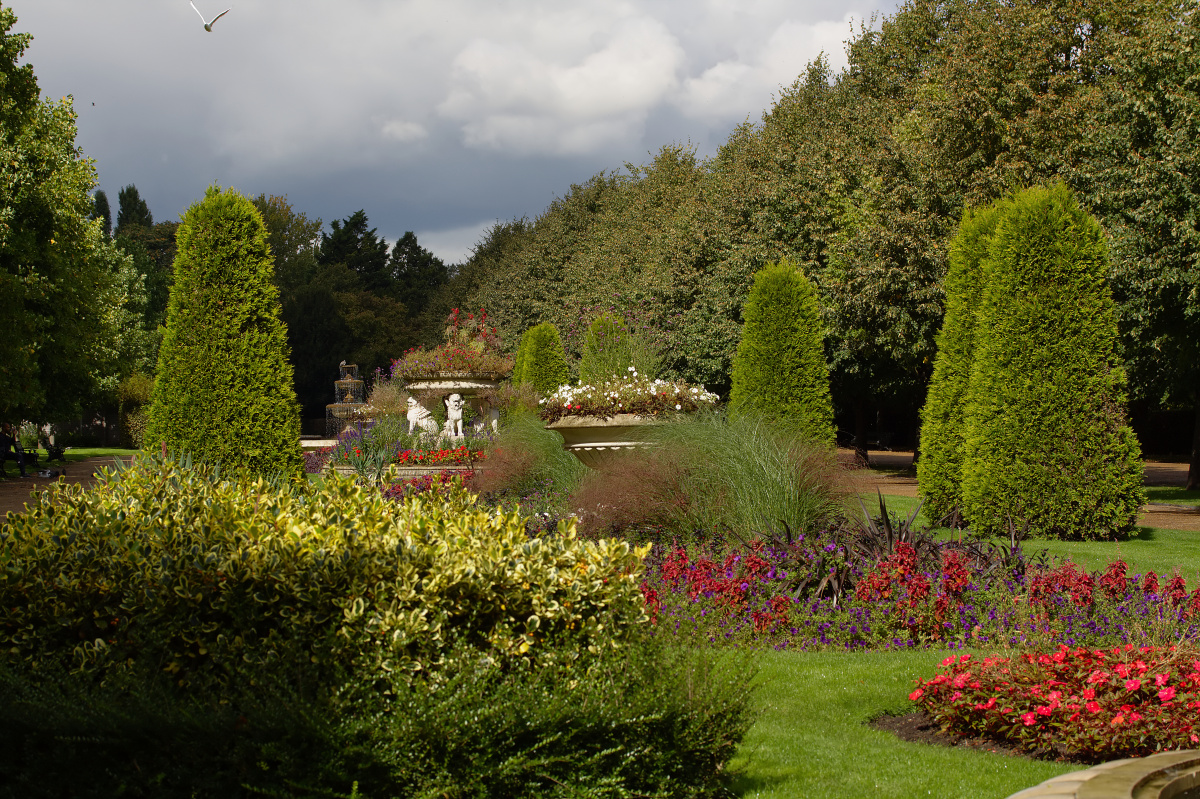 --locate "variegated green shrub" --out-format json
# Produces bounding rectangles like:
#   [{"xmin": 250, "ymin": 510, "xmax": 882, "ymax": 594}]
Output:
[{"xmin": 0, "ymin": 455, "xmax": 648, "ymax": 693}]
